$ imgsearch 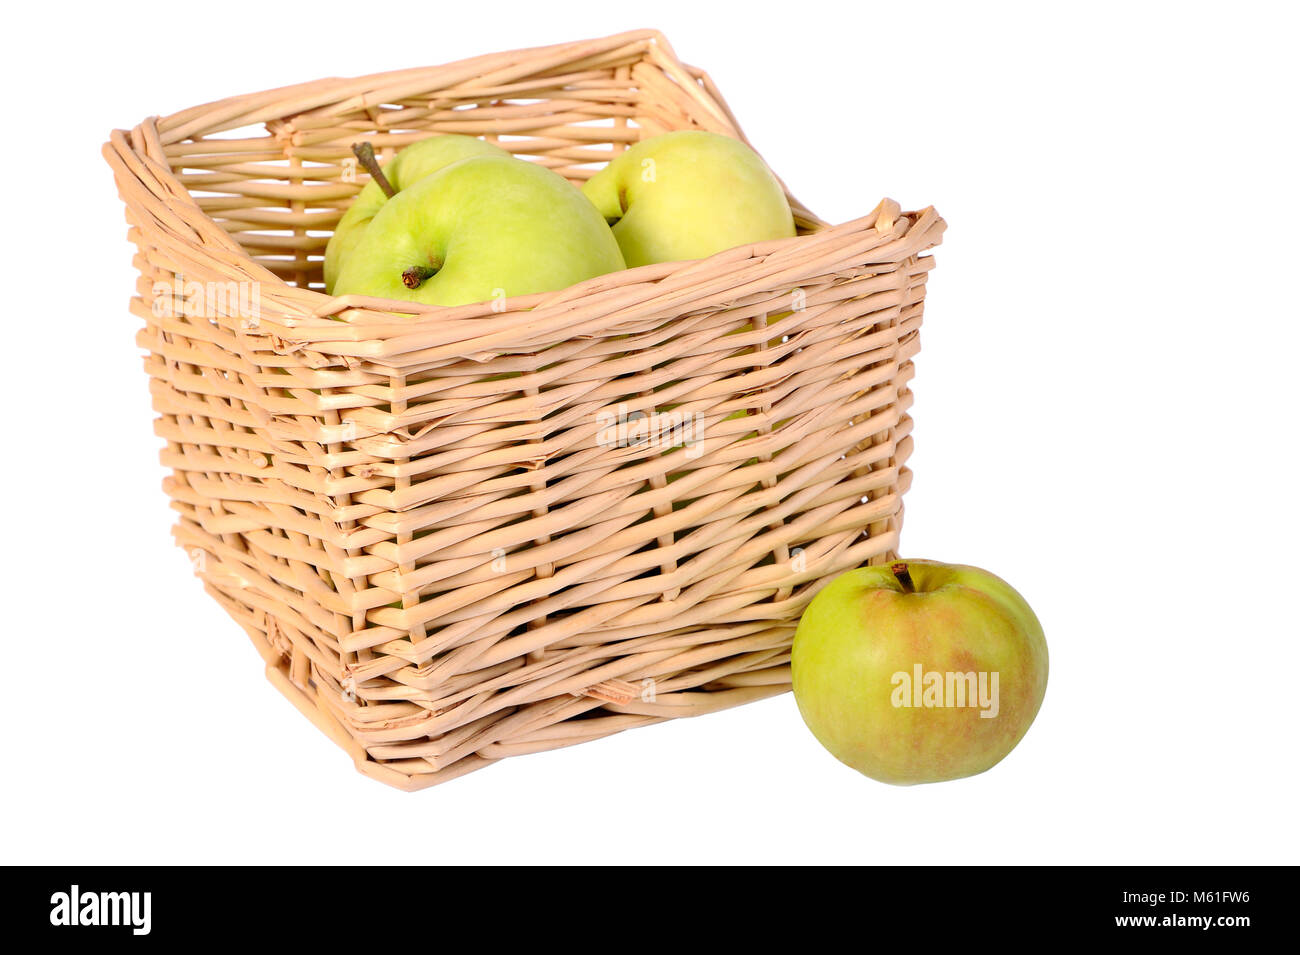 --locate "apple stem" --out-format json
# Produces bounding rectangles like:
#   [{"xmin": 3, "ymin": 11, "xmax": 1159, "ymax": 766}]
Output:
[
  {"xmin": 402, "ymin": 265, "xmax": 437, "ymax": 290},
  {"xmin": 891, "ymin": 561, "xmax": 915, "ymax": 593},
  {"xmin": 351, "ymin": 142, "xmax": 396, "ymax": 199}
]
